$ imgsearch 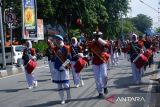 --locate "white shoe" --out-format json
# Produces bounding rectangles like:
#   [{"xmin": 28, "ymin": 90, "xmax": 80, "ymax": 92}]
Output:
[
  {"xmin": 33, "ymin": 81, "xmax": 38, "ymax": 88},
  {"xmin": 28, "ymin": 86, "xmax": 33, "ymax": 89},
  {"xmin": 61, "ymin": 100, "xmax": 65, "ymax": 105},
  {"xmin": 75, "ymin": 84, "xmax": 80, "ymax": 88}
]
